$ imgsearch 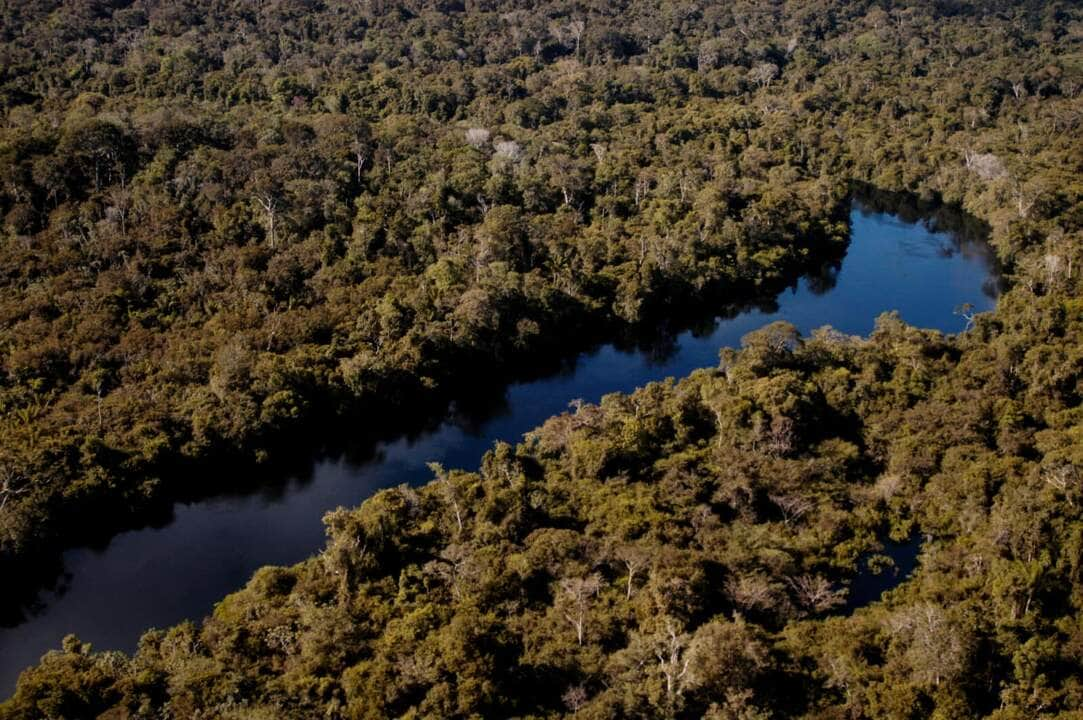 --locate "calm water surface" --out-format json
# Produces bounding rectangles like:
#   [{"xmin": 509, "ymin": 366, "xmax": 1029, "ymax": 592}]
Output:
[{"xmin": 0, "ymin": 200, "xmax": 1000, "ymax": 694}]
